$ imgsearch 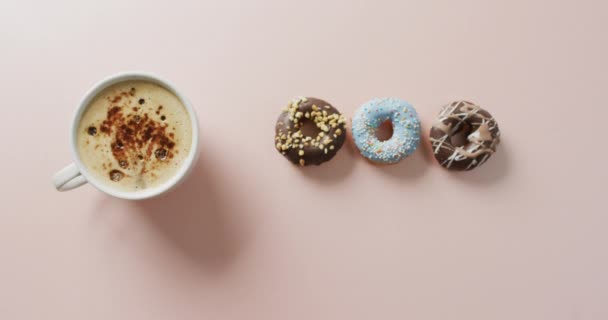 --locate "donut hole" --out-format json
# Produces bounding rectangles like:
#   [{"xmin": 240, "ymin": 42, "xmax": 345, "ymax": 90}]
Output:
[
  {"xmin": 300, "ymin": 118, "xmax": 322, "ymax": 137},
  {"xmin": 375, "ymin": 120, "xmax": 393, "ymax": 142},
  {"xmin": 450, "ymin": 123, "xmax": 472, "ymax": 147}
]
